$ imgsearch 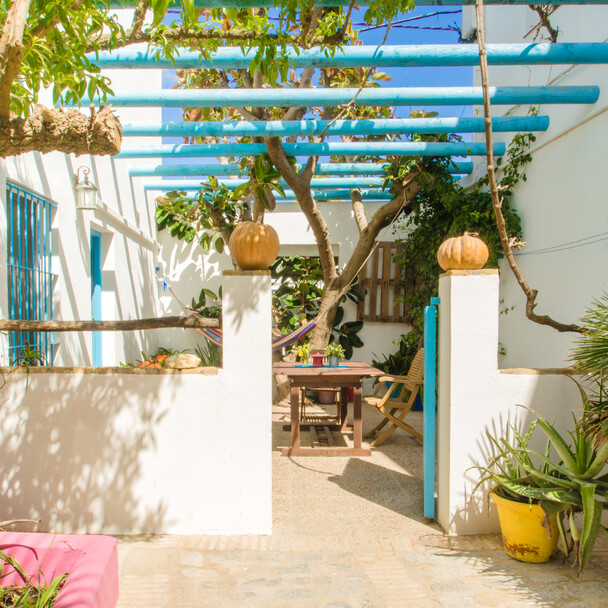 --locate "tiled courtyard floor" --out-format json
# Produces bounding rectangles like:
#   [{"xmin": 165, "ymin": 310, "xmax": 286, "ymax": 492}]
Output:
[{"xmin": 116, "ymin": 403, "xmax": 608, "ymax": 608}]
